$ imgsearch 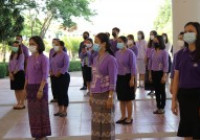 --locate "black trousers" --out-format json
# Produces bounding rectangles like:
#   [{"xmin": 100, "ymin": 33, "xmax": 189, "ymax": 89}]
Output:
[
  {"xmin": 81, "ymin": 66, "xmax": 87, "ymax": 87},
  {"xmin": 54, "ymin": 73, "xmax": 70, "ymax": 107},
  {"xmin": 151, "ymin": 71, "xmax": 166, "ymax": 109},
  {"xmin": 50, "ymin": 76, "xmax": 57, "ymax": 100}
]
